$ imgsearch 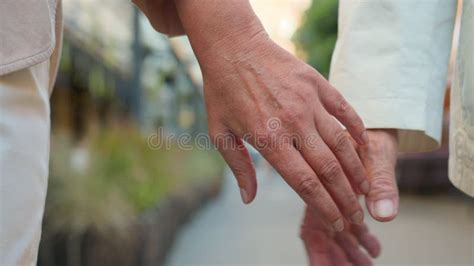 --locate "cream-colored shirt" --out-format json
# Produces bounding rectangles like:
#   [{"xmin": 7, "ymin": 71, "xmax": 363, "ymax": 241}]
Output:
[
  {"xmin": 0, "ymin": 1, "xmax": 62, "ymax": 265},
  {"xmin": 330, "ymin": 0, "xmax": 473, "ymax": 196},
  {"xmin": 0, "ymin": 0, "xmax": 60, "ymax": 77}
]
